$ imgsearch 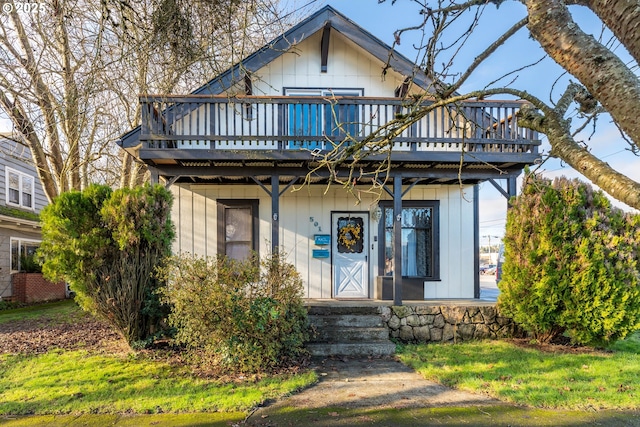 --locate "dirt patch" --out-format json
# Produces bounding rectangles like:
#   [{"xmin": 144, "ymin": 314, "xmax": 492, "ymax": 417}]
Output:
[
  {"xmin": 0, "ymin": 313, "xmax": 127, "ymax": 355},
  {"xmin": 506, "ymin": 338, "xmax": 611, "ymax": 355}
]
